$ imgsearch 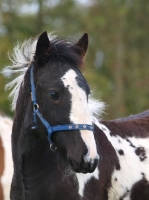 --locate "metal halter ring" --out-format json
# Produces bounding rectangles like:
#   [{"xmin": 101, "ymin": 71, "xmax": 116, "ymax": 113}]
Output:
[
  {"xmin": 50, "ymin": 143, "xmax": 57, "ymax": 151},
  {"xmin": 33, "ymin": 103, "xmax": 39, "ymax": 110}
]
